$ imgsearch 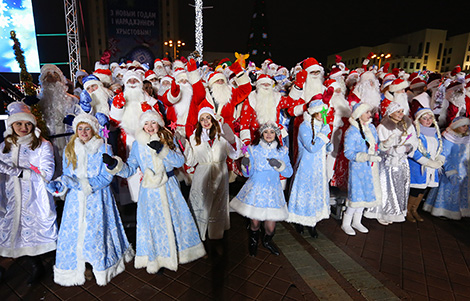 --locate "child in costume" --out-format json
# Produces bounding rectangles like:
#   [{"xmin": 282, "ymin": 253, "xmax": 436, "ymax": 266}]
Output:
[{"xmin": 230, "ymin": 122, "xmax": 293, "ymax": 256}]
